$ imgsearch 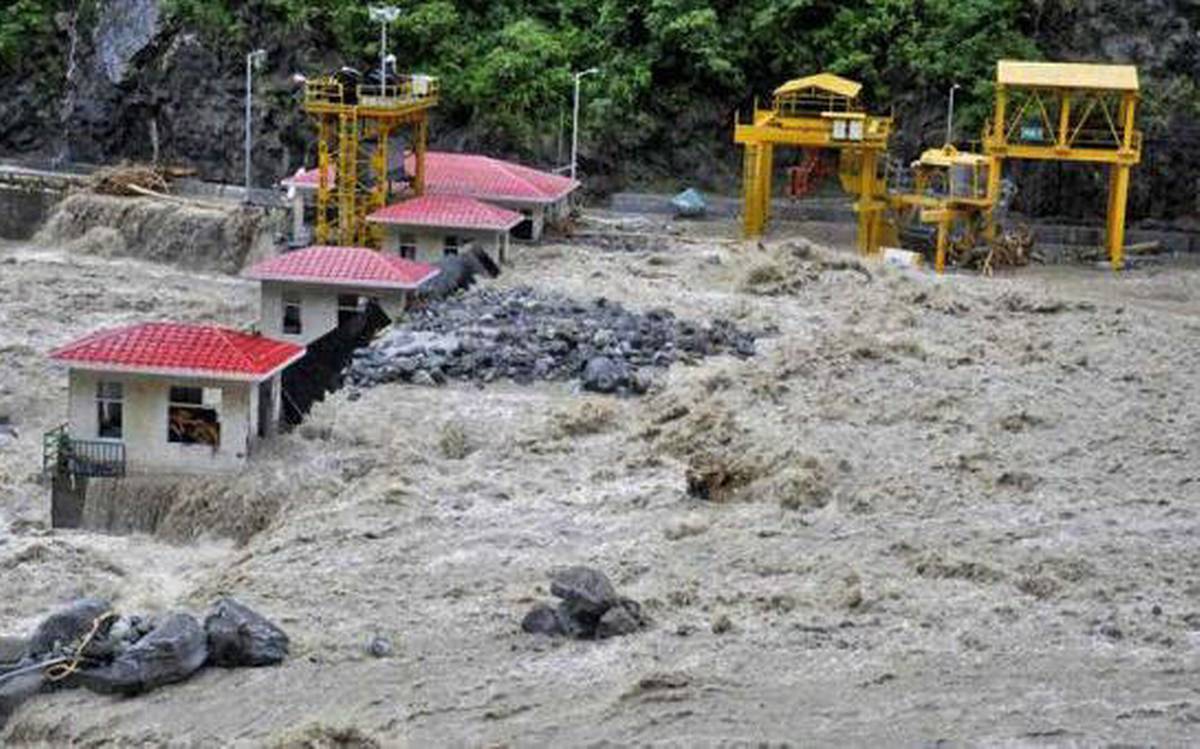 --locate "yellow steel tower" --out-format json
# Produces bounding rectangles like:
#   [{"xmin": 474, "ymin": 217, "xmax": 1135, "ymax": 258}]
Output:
[
  {"xmin": 303, "ymin": 74, "xmax": 438, "ymax": 247},
  {"xmin": 983, "ymin": 61, "xmax": 1141, "ymax": 270},
  {"xmin": 734, "ymin": 73, "xmax": 892, "ymax": 254}
]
